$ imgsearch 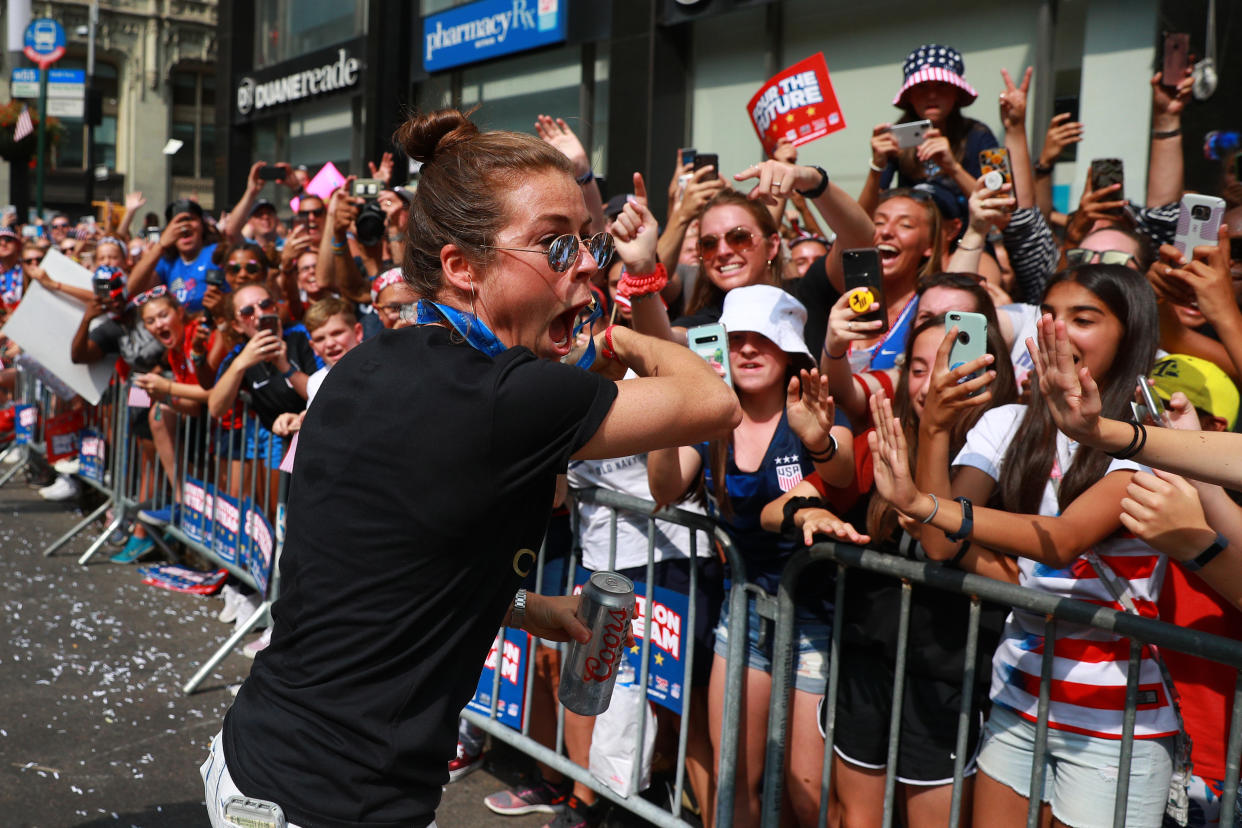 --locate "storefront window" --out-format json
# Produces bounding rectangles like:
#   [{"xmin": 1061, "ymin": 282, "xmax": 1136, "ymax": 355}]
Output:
[
  {"xmin": 170, "ymin": 65, "xmax": 214, "ymax": 180},
  {"xmin": 254, "ymin": 0, "xmax": 368, "ymax": 70},
  {"xmin": 52, "ymin": 59, "xmax": 118, "ymax": 171}
]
